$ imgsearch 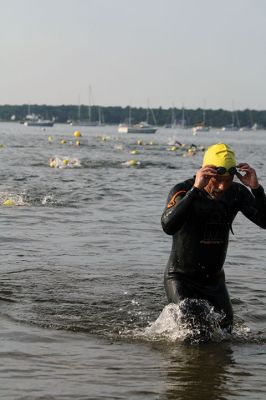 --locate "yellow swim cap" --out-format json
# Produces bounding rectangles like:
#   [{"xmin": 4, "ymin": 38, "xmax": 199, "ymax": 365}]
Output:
[
  {"xmin": 3, "ymin": 199, "xmax": 15, "ymax": 206},
  {"xmin": 128, "ymin": 159, "xmax": 138, "ymax": 166},
  {"xmin": 202, "ymin": 143, "xmax": 236, "ymax": 172}
]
